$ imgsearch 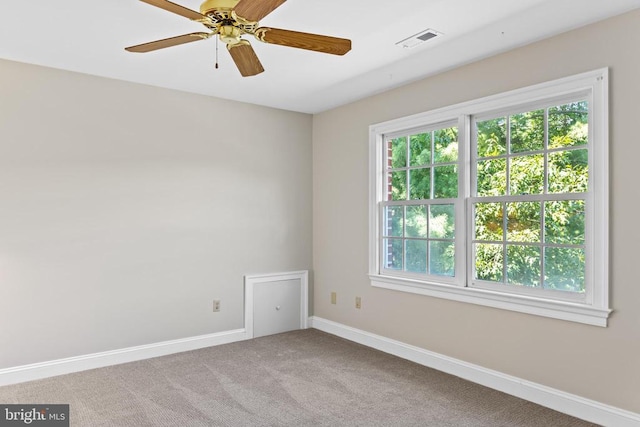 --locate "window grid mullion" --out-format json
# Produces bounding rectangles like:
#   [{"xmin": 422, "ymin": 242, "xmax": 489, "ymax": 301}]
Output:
[
  {"xmin": 430, "ymin": 130, "xmax": 435, "ymax": 200},
  {"xmin": 403, "ymin": 135, "xmax": 411, "ymax": 203},
  {"xmin": 543, "ymin": 107, "xmax": 550, "ymax": 196},
  {"xmin": 506, "ymin": 116, "xmax": 512, "ymax": 196},
  {"xmin": 539, "ymin": 202, "xmax": 545, "ymax": 290},
  {"xmin": 425, "ymin": 205, "xmax": 430, "ymax": 274},
  {"xmin": 502, "ymin": 202, "xmax": 508, "ymax": 285},
  {"xmin": 503, "ymin": 117, "xmax": 511, "ymax": 284},
  {"xmin": 404, "ymin": 136, "xmax": 409, "ymax": 273},
  {"xmin": 539, "ymin": 108, "xmax": 548, "ymax": 290}
]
